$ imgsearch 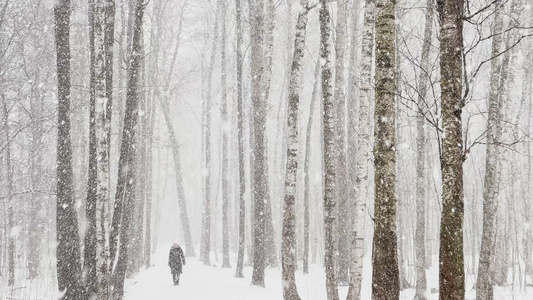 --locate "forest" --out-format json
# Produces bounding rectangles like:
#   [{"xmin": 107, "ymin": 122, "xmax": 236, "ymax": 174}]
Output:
[{"xmin": 0, "ymin": 0, "xmax": 532, "ymax": 299}]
